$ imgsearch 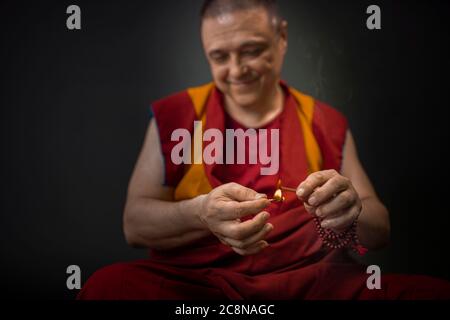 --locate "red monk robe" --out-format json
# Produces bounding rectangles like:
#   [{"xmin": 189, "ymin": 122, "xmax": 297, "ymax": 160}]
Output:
[{"xmin": 78, "ymin": 81, "xmax": 450, "ymax": 300}]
